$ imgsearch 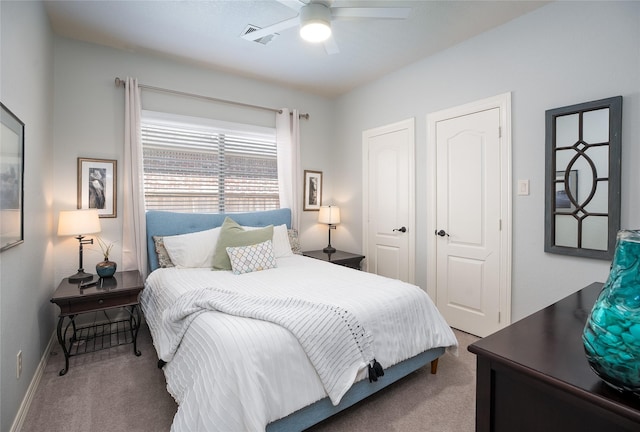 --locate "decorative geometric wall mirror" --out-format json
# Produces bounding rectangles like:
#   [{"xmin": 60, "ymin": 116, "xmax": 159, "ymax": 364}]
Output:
[{"xmin": 544, "ymin": 96, "xmax": 622, "ymax": 260}]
